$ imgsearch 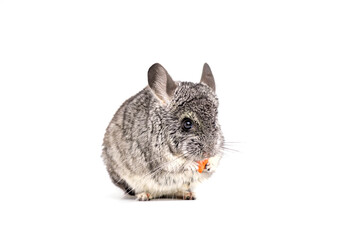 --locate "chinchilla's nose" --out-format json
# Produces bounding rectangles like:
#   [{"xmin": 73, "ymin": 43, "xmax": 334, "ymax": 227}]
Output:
[{"xmin": 202, "ymin": 152, "xmax": 211, "ymax": 158}]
